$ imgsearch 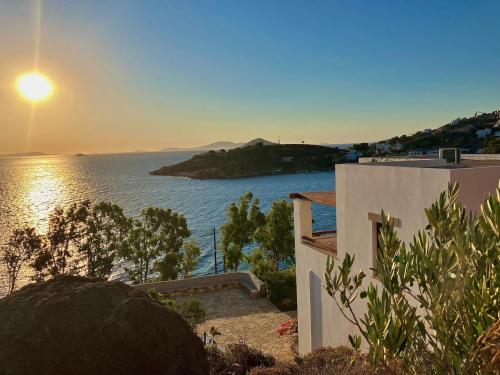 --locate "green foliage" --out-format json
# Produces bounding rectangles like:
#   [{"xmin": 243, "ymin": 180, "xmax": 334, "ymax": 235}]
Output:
[
  {"xmin": 179, "ymin": 239, "xmax": 202, "ymax": 279},
  {"xmin": 121, "ymin": 207, "xmax": 191, "ymax": 284},
  {"xmin": 260, "ymin": 267, "xmax": 297, "ymax": 311},
  {"xmin": 1, "ymin": 227, "xmax": 42, "ymax": 293},
  {"xmin": 171, "ymin": 298, "xmax": 207, "ymax": 330},
  {"xmin": 221, "ymin": 192, "xmax": 264, "ymax": 271},
  {"xmin": 352, "ymin": 143, "xmax": 371, "ymax": 152},
  {"xmin": 2, "ymin": 201, "xmax": 197, "ymax": 292},
  {"xmin": 484, "ymin": 137, "xmax": 500, "ymax": 153},
  {"xmin": 32, "ymin": 201, "xmax": 91, "ymax": 280},
  {"xmin": 77, "ymin": 202, "xmax": 130, "ymax": 279},
  {"xmin": 153, "ymin": 237, "xmax": 201, "ymax": 281},
  {"xmin": 153, "ymin": 295, "xmax": 207, "ymax": 331},
  {"xmin": 245, "ymin": 248, "xmax": 278, "ymax": 279},
  {"xmin": 254, "ymin": 199, "xmax": 295, "ymax": 268},
  {"xmin": 325, "ymin": 183, "xmax": 500, "ymax": 374}
]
